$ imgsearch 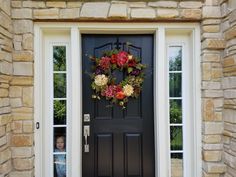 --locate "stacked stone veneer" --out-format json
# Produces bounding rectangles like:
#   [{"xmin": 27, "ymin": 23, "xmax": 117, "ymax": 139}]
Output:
[{"xmin": 0, "ymin": 0, "xmax": 234, "ymax": 177}]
